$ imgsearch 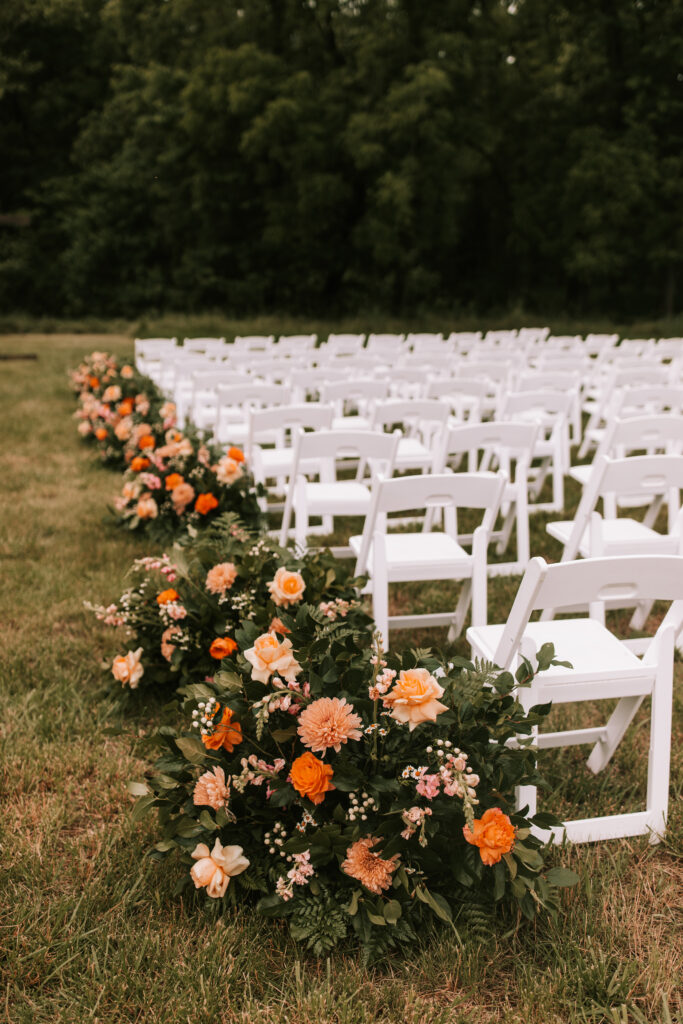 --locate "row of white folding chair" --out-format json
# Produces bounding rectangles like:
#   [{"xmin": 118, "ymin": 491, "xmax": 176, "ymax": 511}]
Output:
[
  {"xmin": 579, "ymin": 381, "xmax": 683, "ymax": 459},
  {"xmin": 571, "ymin": 413, "xmax": 683, "ymax": 495},
  {"xmin": 467, "ymin": 553, "xmax": 682, "ymax": 844}
]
